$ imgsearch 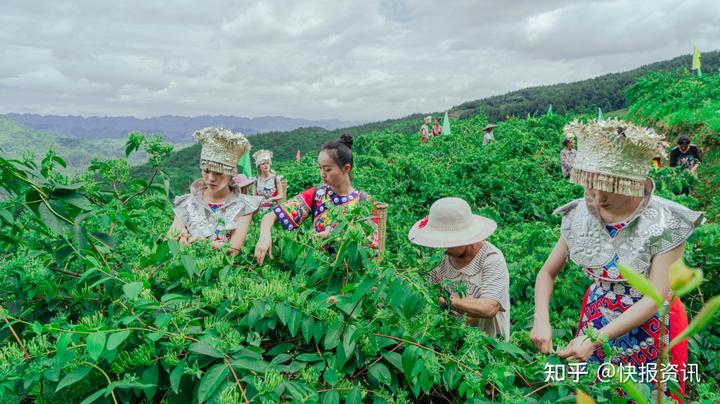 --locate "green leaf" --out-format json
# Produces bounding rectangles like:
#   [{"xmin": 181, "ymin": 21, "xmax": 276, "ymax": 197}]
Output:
[
  {"xmin": 276, "ymin": 302, "xmax": 290, "ymax": 325},
  {"xmin": 443, "ymin": 362, "xmax": 460, "ymax": 389},
  {"xmin": 167, "ymin": 239, "xmax": 180, "ymax": 255},
  {"xmin": 39, "ymin": 202, "xmax": 71, "ymax": 236},
  {"xmin": 90, "ymin": 232, "xmax": 115, "ymax": 249},
  {"xmin": 669, "ymin": 295, "xmax": 720, "ymax": 349},
  {"xmin": 288, "ymin": 309, "xmax": 302, "ymax": 337},
  {"xmin": 368, "ymin": 363, "xmax": 392, "ymax": 386},
  {"xmin": 86, "ymin": 332, "xmax": 106, "ymax": 361},
  {"xmin": 106, "ymin": 330, "xmax": 131, "ymax": 351},
  {"xmin": 230, "ymin": 353, "xmax": 269, "ymax": 373},
  {"xmin": 324, "ymin": 322, "xmax": 341, "ymax": 350},
  {"xmin": 323, "ymin": 367, "xmax": 339, "ymax": 385},
  {"xmin": 0, "ymin": 209, "xmax": 14, "ymax": 225},
  {"xmin": 181, "ymin": 254, "xmax": 196, "ymax": 277},
  {"xmin": 161, "ymin": 293, "xmax": 187, "ymax": 304},
  {"xmin": 78, "ymin": 388, "xmax": 106, "ymax": 404},
  {"xmin": 60, "ymin": 193, "xmax": 93, "ymax": 211},
  {"xmin": 190, "ymin": 341, "xmax": 225, "ymax": 359},
  {"xmin": 56, "ymin": 366, "xmax": 91, "ymax": 392},
  {"xmin": 346, "ymin": 386, "xmax": 362, "ymax": 404},
  {"xmin": 295, "ymin": 353, "xmax": 323, "ymax": 362},
  {"xmin": 321, "ymin": 390, "xmax": 340, "ymax": 404},
  {"xmin": 122, "ymin": 281, "xmax": 144, "ymax": 300},
  {"xmin": 382, "ymin": 351, "xmax": 403, "ymax": 372},
  {"xmin": 56, "ymin": 333, "xmax": 71, "ymax": 361},
  {"xmin": 343, "ymin": 325, "xmax": 356, "ymax": 356},
  {"xmin": 619, "ymin": 264, "xmax": 663, "ymax": 309},
  {"xmin": 494, "ymin": 341, "xmax": 531, "ymax": 360},
  {"xmin": 155, "ymin": 313, "xmax": 173, "ymax": 328},
  {"xmin": 169, "ymin": 362, "xmax": 185, "ymax": 394},
  {"xmin": 402, "ymin": 345, "xmax": 418, "ymax": 377},
  {"xmin": 301, "ymin": 316, "xmax": 315, "ymax": 344},
  {"xmin": 142, "ymin": 363, "xmax": 158, "ymax": 399},
  {"xmin": 197, "ymin": 363, "xmax": 228, "ymax": 403}
]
